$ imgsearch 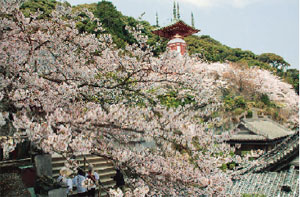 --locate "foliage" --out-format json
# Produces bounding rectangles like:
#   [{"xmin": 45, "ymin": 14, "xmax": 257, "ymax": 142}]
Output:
[
  {"xmin": 279, "ymin": 69, "xmax": 299, "ymax": 94},
  {"xmin": 20, "ymin": 0, "xmax": 70, "ymax": 18},
  {"xmin": 1, "ymin": 1, "xmax": 299, "ymax": 195},
  {"xmin": 185, "ymin": 35, "xmax": 258, "ymax": 64},
  {"xmin": 72, "ymin": 1, "xmax": 167, "ymax": 55},
  {"xmin": 260, "ymin": 94, "xmax": 271, "ymax": 106},
  {"xmin": 242, "ymin": 194, "xmax": 266, "ymax": 197},
  {"xmin": 185, "ymin": 35, "xmax": 298, "ymax": 94},
  {"xmin": 220, "ymin": 162, "xmax": 236, "ymax": 172},
  {"xmin": 246, "ymin": 110, "xmax": 253, "ymax": 118},
  {"xmin": 218, "ymin": 62, "xmax": 298, "ymax": 126},
  {"xmin": 93, "ymin": 1, "xmax": 133, "ymax": 48},
  {"xmin": 71, "ymin": 3, "xmax": 97, "ymax": 13},
  {"xmin": 258, "ymin": 53, "xmax": 290, "ymax": 70},
  {"xmin": 224, "ymin": 95, "xmax": 246, "ymax": 111},
  {"xmin": 157, "ymin": 90, "xmax": 195, "ymax": 108},
  {"xmin": 20, "ymin": 0, "xmax": 298, "ymax": 94},
  {"xmin": 1, "ymin": 2, "xmax": 245, "ymax": 195}
]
